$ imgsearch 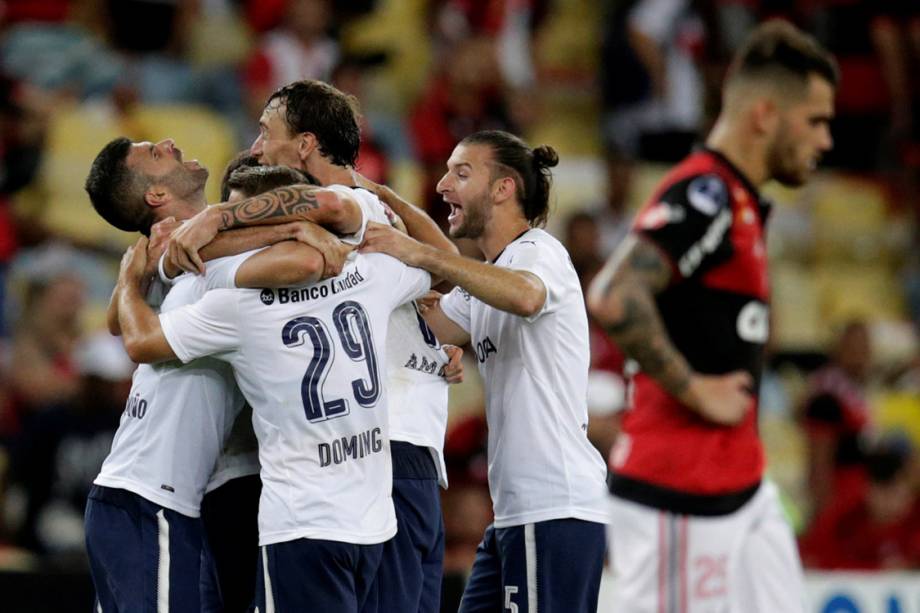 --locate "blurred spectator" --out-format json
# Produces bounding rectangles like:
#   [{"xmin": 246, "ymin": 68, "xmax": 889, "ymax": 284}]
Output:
[
  {"xmin": 331, "ymin": 55, "xmax": 406, "ymax": 185},
  {"xmin": 563, "ymin": 211, "xmax": 602, "ymax": 275},
  {"xmin": 800, "ymin": 441, "xmax": 920, "ymax": 570},
  {"xmin": 801, "ymin": 320, "xmax": 874, "ymax": 517},
  {"xmin": 410, "ymin": 36, "xmax": 517, "ymax": 216},
  {"xmin": 1, "ymin": 273, "xmax": 84, "ymax": 440},
  {"xmin": 8, "ymin": 333, "xmax": 131, "ymax": 552},
  {"xmin": 102, "ymin": 0, "xmax": 199, "ymax": 105},
  {"xmin": 0, "ymin": 75, "xmax": 52, "ymax": 335},
  {"xmin": 594, "ymin": 149, "xmax": 635, "ymax": 257},
  {"xmin": 433, "ymin": 0, "xmax": 548, "ymax": 129},
  {"xmin": 802, "ymin": 0, "xmax": 920, "ymax": 169},
  {"xmin": 601, "ymin": 0, "xmax": 705, "ymax": 162},
  {"xmin": 243, "ymin": 0, "xmax": 338, "ymax": 121}
]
